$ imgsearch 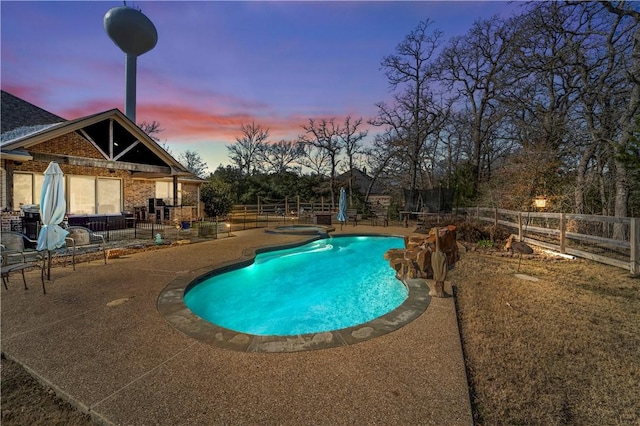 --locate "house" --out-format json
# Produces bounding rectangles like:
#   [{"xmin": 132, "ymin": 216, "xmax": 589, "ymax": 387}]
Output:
[
  {"xmin": 1, "ymin": 90, "xmax": 203, "ymax": 233},
  {"xmin": 336, "ymin": 168, "xmax": 391, "ymax": 207}
]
